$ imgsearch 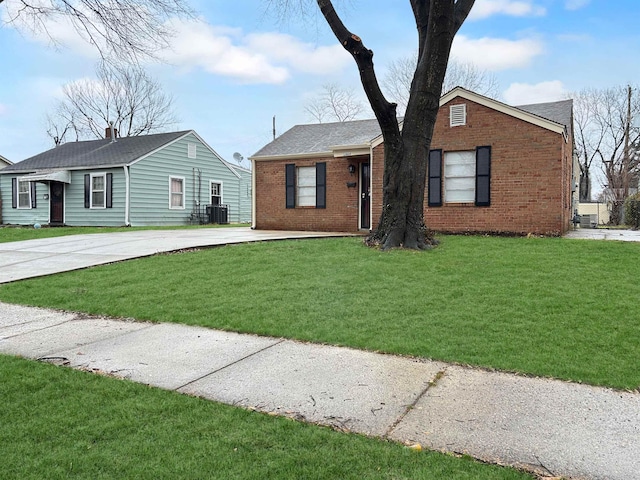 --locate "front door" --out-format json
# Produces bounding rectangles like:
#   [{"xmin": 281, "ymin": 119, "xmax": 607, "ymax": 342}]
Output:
[
  {"xmin": 50, "ymin": 182, "xmax": 64, "ymax": 225},
  {"xmin": 360, "ymin": 163, "xmax": 371, "ymax": 230}
]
